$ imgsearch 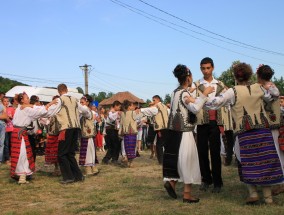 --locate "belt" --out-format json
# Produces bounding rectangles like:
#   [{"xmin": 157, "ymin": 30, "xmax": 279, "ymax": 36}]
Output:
[{"xmin": 14, "ymin": 126, "xmax": 34, "ymax": 140}]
